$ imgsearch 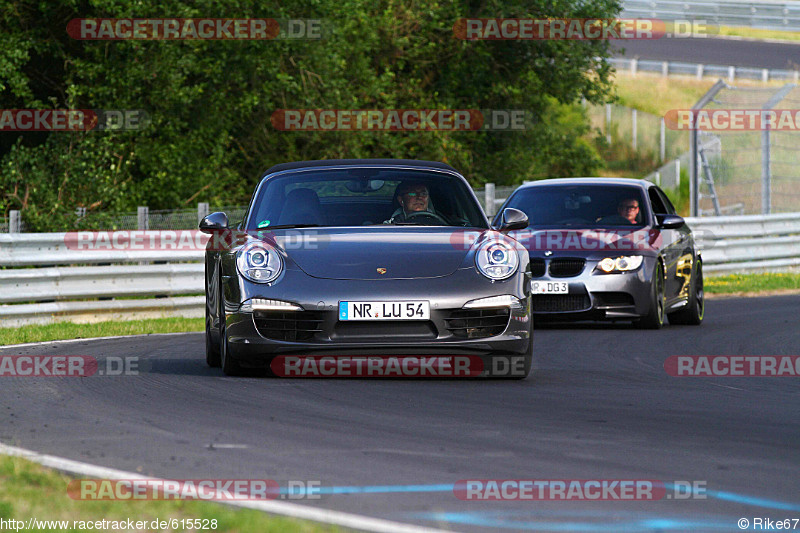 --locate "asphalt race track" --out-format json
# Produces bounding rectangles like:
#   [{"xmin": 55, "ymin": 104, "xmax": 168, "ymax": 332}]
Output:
[
  {"xmin": 614, "ymin": 37, "xmax": 800, "ymax": 70},
  {"xmin": 2, "ymin": 295, "xmax": 799, "ymax": 532}
]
